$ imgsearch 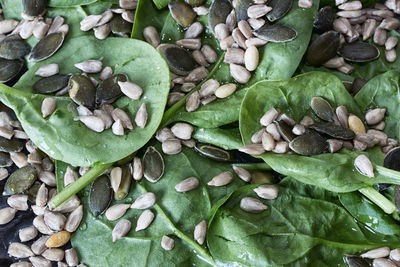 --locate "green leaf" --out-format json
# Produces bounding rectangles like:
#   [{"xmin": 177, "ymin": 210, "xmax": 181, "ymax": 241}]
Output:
[
  {"xmin": 0, "ymin": 36, "xmax": 170, "ymax": 166},
  {"xmin": 71, "ymin": 145, "xmax": 246, "ymax": 266},
  {"xmin": 152, "ymin": 0, "xmax": 170, "ymax": 9},
  {"xmin": 239, "ymin": 71, "xmax": 400, "ymax": 193},
  {"xmin": 55, "ymin": 160, "xmax": 69, "ymax": 193},
  {"xmin": 48, "ymin": 0, "xmax": 97, "ymax": 7},
  {"xmin": 193, "ymin": 127, "xmax": 243, "ymax": 150},
  {"xmin": 207, "ymin": 178, "xmax": 400, "ymax": 266},
  {"xmin": 163, "ymin": 0, "xmax": 320, "ymax": 128}
]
